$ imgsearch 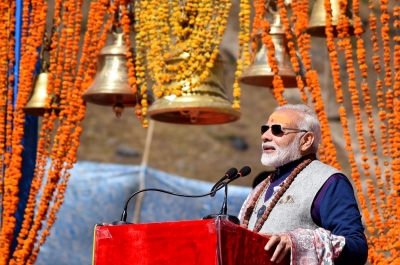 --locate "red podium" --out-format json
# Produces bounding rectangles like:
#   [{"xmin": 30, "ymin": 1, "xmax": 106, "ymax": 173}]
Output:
[{"xmin": 93, "ymin": 219, "xmax": 290, "ymax": 265}]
